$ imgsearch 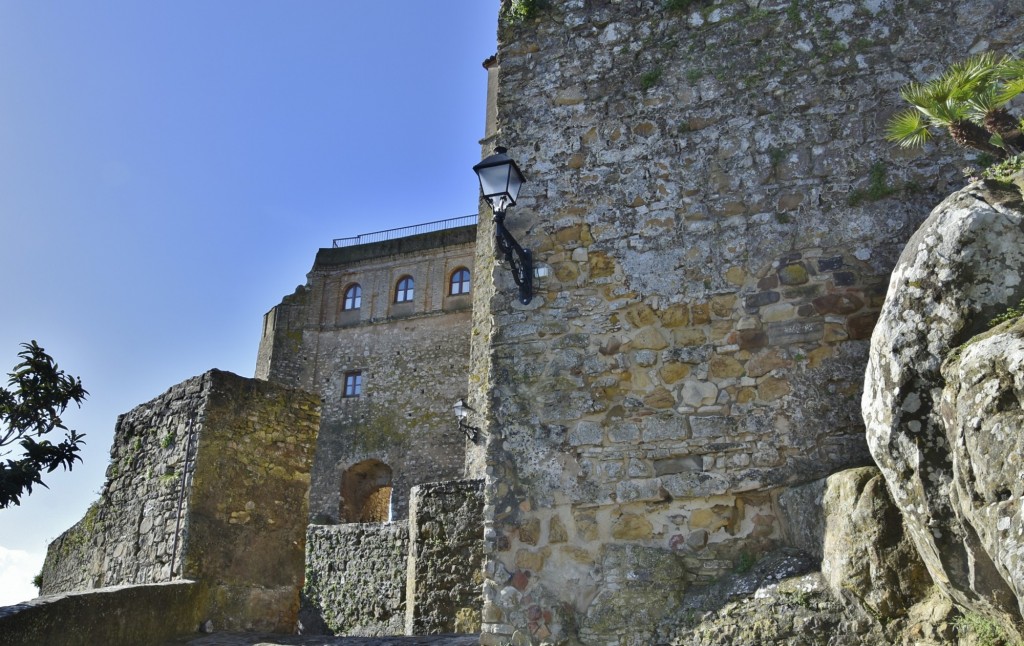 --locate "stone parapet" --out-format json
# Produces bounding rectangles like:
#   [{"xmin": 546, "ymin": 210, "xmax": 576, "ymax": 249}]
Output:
[
  {"xmin": 303, "ymin": 522, "xmax": 411, "ymax": 636},
  {"xmin": 0, "ymin": 581, "xmax": 206, "ymax": 646},
  {"xmin": 405, "ymin": 479, "xmax": 485, "ymax": 635},
  {"xmin": 39, "ymin": 370, "xmax": 320, "ymax": 633}
]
